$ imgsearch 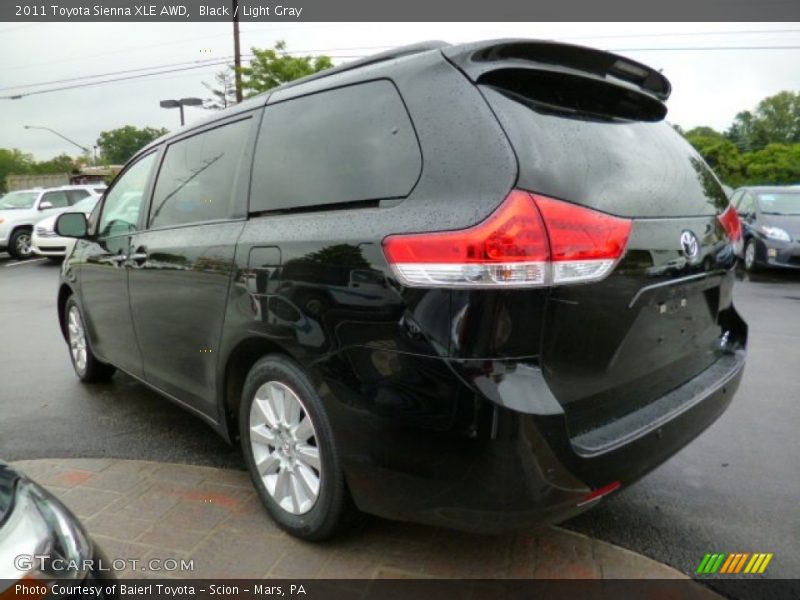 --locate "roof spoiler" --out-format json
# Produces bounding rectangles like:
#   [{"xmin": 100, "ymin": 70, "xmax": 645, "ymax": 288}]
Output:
[{"xmin": 442, "ymin": 39, "xmax": 671, "ymax": 103}]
